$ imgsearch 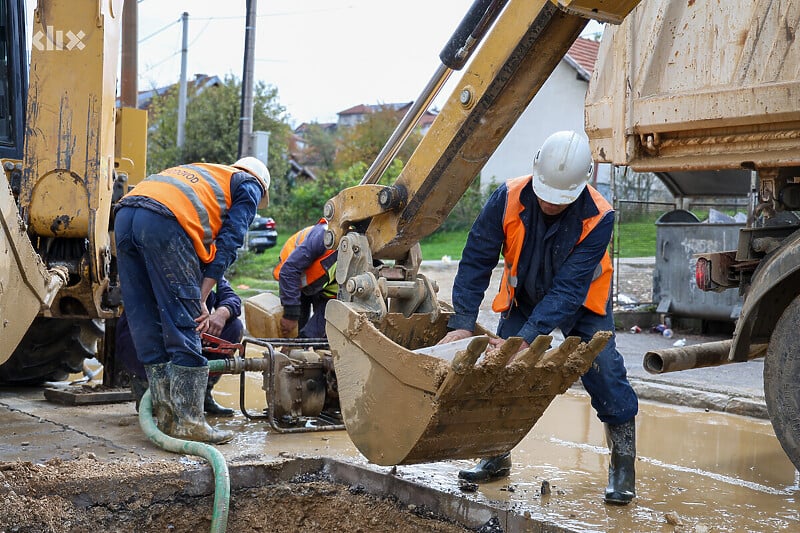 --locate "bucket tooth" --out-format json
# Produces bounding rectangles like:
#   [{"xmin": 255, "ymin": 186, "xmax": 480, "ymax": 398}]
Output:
[
  {"xmin": 435, "ymin": 336, "xmax": 489, "ymax": 401},
  {"xmin": 482, "ymin": 337, "xmax": 523, "ymax": 370},
  {"xmin": 510, "ymin": 335, "xmax": 553, "ymax": 369},
  {"xmin": 536, "ymin": 336, "xmax": 581, "ymax": 369},
  {"xmin": 461, "ymin": 336, "xmax": 490, "ymax": 369}
]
